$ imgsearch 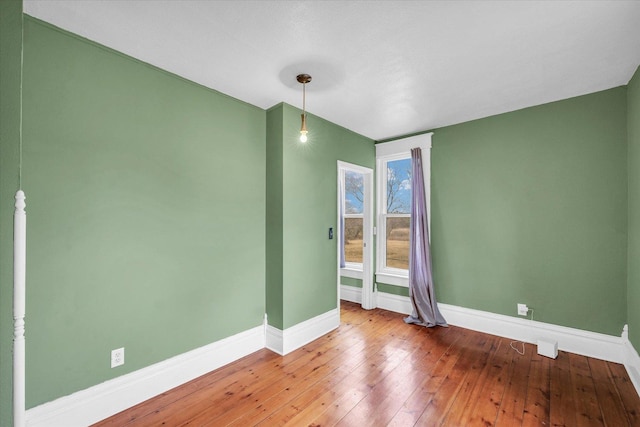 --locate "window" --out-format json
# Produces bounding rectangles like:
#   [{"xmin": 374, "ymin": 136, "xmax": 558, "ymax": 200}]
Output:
[
  {"xmin": 381, "ymin": 158, "xmax": 411, "ymax": 270},
  {"xmin": 344, "ymin": 170, "xmax": 364, "ymax": 266},
  {"xmin": 376, "ymin": 133, "xmax": 432, "ymax": 287}
]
